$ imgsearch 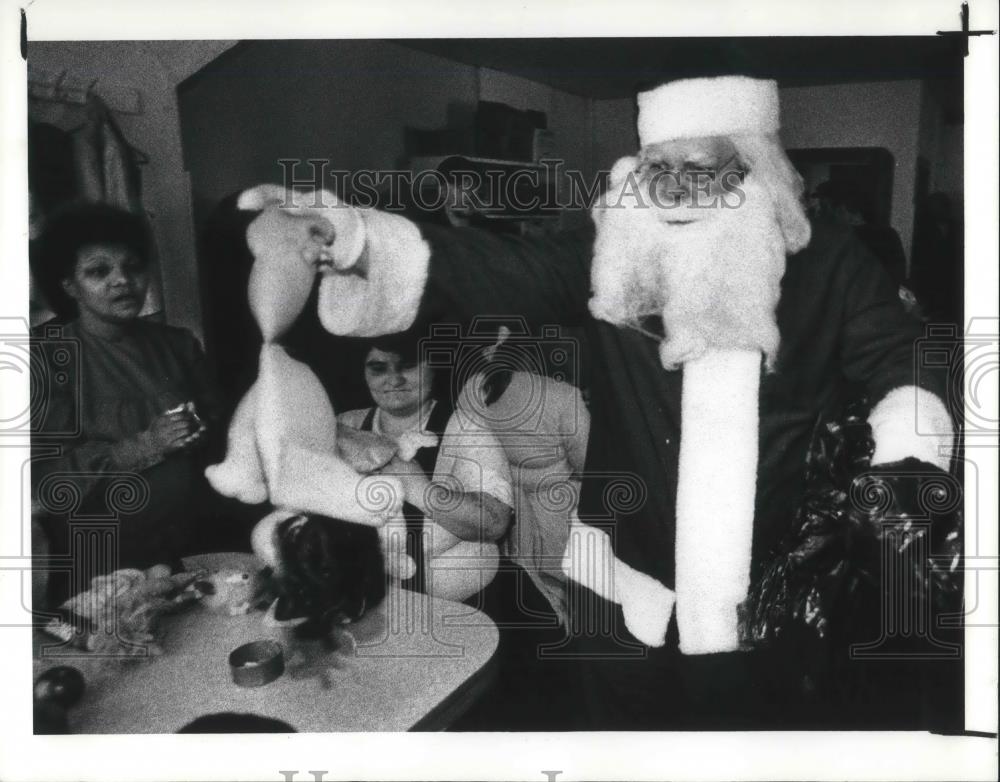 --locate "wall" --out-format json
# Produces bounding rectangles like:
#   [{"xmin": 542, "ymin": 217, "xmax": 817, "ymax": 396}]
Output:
[
  {"xmin": 778, "ymin": 80, "xmax": 924, "ymax": 262},
  {"xmin": 918, "ymin": 79, "xmax": 963, "ymax": 213},
  {"xmin": 179, "ymin": 40, "xmax": 480, "ymax": 221},
  {"xmin": 477, "ymin": 66, "xmax": 592, "ymax": 225},
  {"xmin": 28, "ymin": 40, "xmax": 235, "ymax": 340},
  {"xmin": 179, "ymin": 43, "xmax": 602, "ymax": 226},
  {"xmin": 590, "ymin": 96, "xmax": 636, "ymax": 171}
]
